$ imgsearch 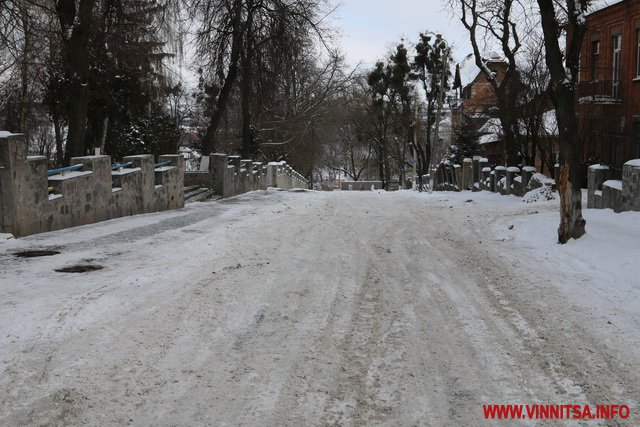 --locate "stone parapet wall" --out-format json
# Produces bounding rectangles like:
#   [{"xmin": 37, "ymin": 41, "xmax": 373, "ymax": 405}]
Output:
[
  {"xmin": 185, "ymin": 154, "xmax": 308, "ymax": 198},
  {"xmin": 340, "ymin": 181, "xmax": 383, "ymax": 191},
  {"xmin": 433, "ymin": 161, "xmax": 549, "ymax": 197},
  {"xmin": 588, "ymin": 161, "xmax": 640, "ymax": 213},
  {"xmin": 0, "ymin": 133, "xmax": 184, "ymax": 237}
]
